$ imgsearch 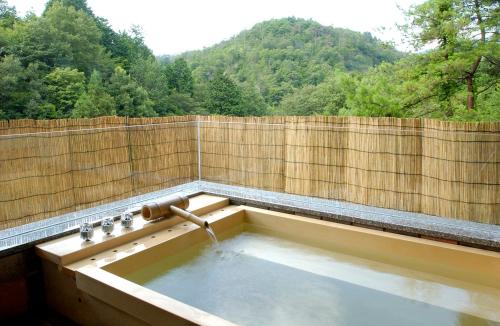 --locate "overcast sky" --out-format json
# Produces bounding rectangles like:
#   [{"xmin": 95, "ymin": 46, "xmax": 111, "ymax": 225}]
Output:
[{"xmin": 7, "ymin": 0, "xmax": 425, "ymax": 55}]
